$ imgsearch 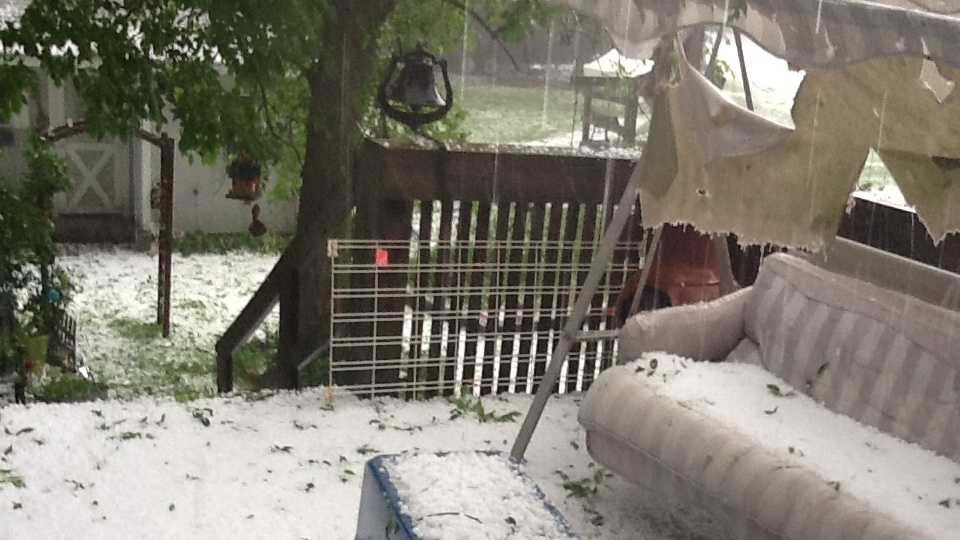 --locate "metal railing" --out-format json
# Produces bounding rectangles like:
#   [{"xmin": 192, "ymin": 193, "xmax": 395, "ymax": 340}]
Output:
[{"xmin": 329, "ymin": 235, "xmax": 640, "ymax": 398}]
